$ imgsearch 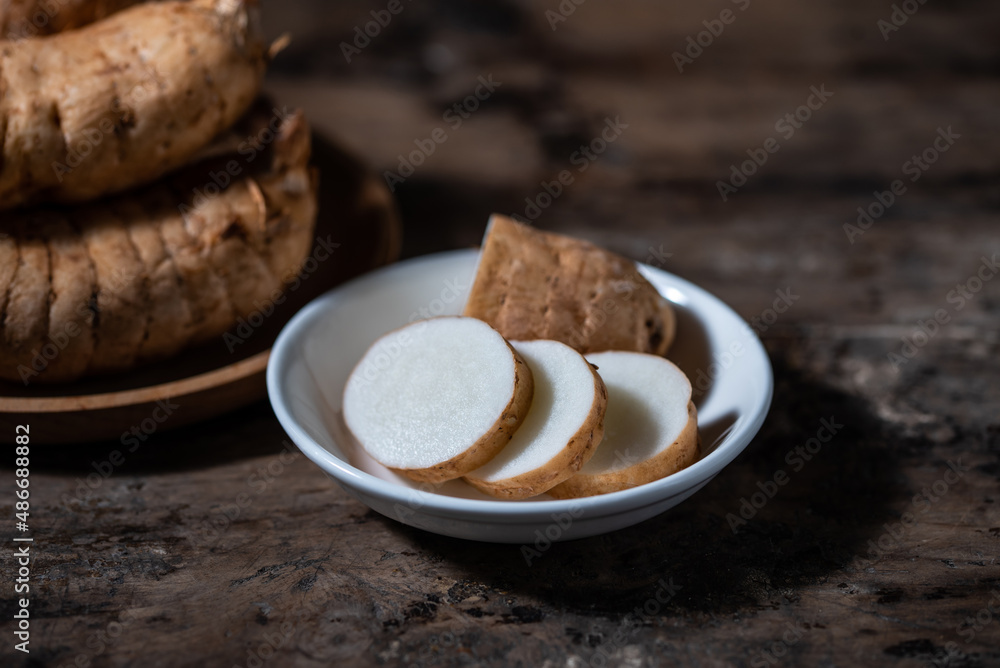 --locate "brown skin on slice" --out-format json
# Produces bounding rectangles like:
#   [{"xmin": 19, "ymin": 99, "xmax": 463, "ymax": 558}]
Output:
[
  {"xmin": 464, "ymin": 353, "xmax": 608, "ymax": 500},
  {"xmin": 548, "ymin": 401, "xmax": 700, "ymax": 499},
  {"xmin": 463, "ymin": 215, "xmax": 676, "ymax": 357}
]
